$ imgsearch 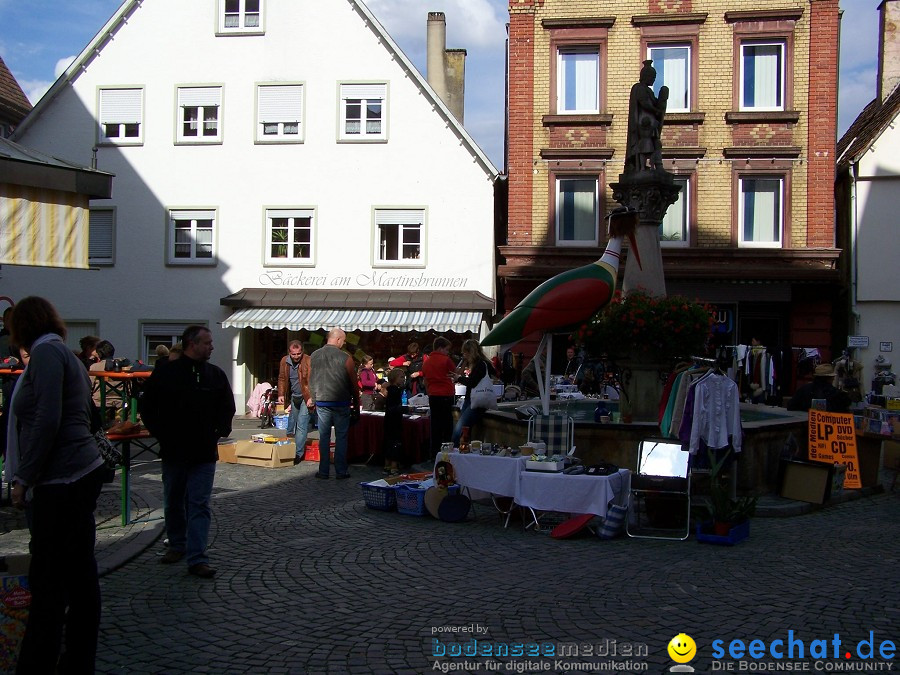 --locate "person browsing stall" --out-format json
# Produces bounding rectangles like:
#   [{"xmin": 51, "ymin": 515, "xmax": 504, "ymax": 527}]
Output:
[
  {"xmin": 358, "ymin": 354, "xmax": 378, "ymax": 411},
  {"xmin": 382, "ymin": 368, "xmax": 406, "ymax": 476},
  {"xmin": 422, "ymin": 336, "xmax": 456, "ymax": 465},
  {"xmin": 277, "ymin": 340, "xmax": 313, "ymax": 464},
  {"xmin": 451, "ymin": 339, "xmax": 494, "ymax": 446},
  {"xmin": 309, "ymin": 328, "xmax": 360, "ymax": 479}
]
